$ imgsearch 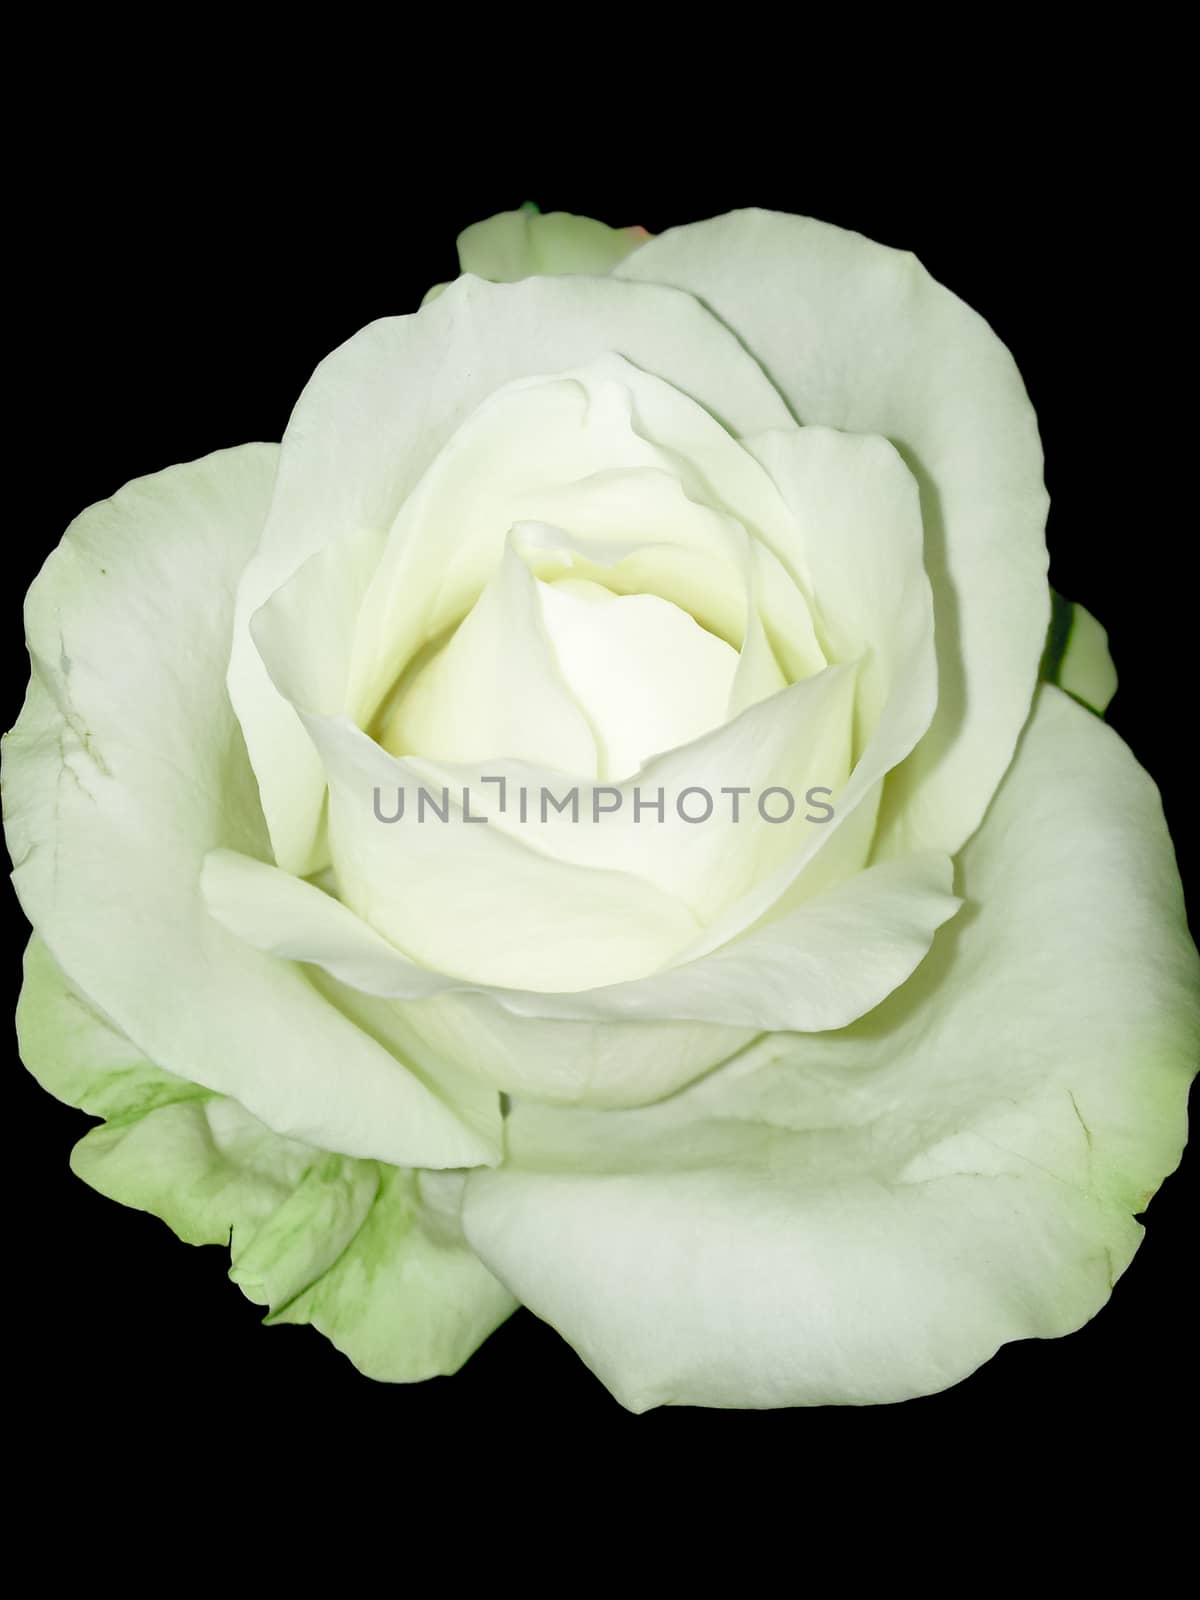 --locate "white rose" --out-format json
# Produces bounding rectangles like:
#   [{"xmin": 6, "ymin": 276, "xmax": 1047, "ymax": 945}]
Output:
[{"xmin": 6, "ymin": 206, "xmax": 1196, "ymax": 1409}]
